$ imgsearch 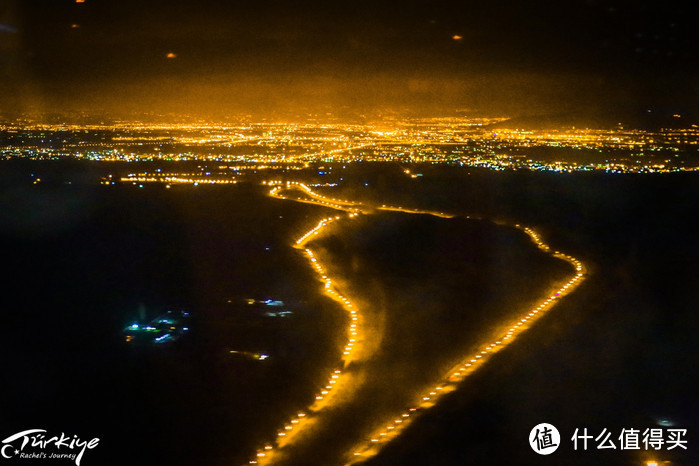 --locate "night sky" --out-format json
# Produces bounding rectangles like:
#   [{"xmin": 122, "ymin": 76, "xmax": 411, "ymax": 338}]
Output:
[{"xmin": 1, "ymin": 0, "xmax": 698, "ymax": 119}]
